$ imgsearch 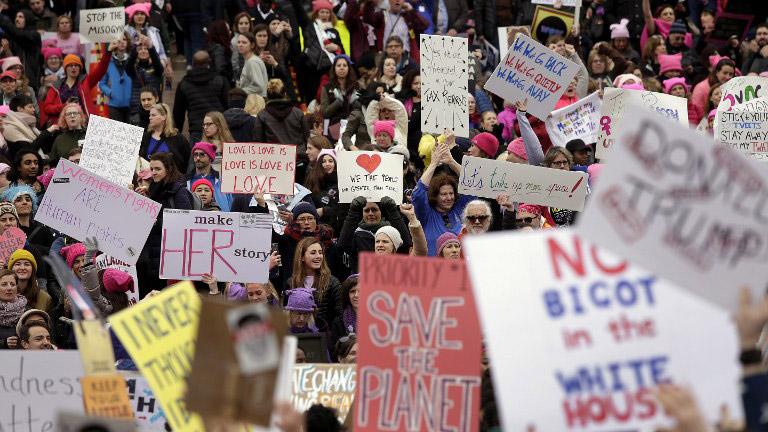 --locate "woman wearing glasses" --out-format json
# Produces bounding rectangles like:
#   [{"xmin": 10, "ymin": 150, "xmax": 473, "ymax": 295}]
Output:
[
  {"xmin": 47, "ymin": 103, "xmax": 86, "ymax": 166},
  {"xmin": 139, "ymin": 103, "xmax": 191, "ymax": 175},
  {"xmin": 200, "ymin": 111, "xmax": 235, "ymax": 172}
]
